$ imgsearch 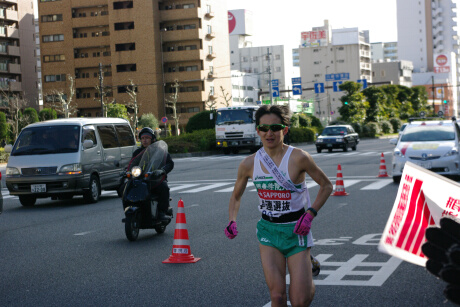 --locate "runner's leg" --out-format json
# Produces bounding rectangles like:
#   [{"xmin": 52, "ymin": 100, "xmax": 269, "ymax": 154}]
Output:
[
  {"xmin": 259, "ymin": 244, "xmax": 288, "ymax": 307},
  {"xmin": 287, "ymin": 248, "xmax": 315, "ymax": 306}
]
